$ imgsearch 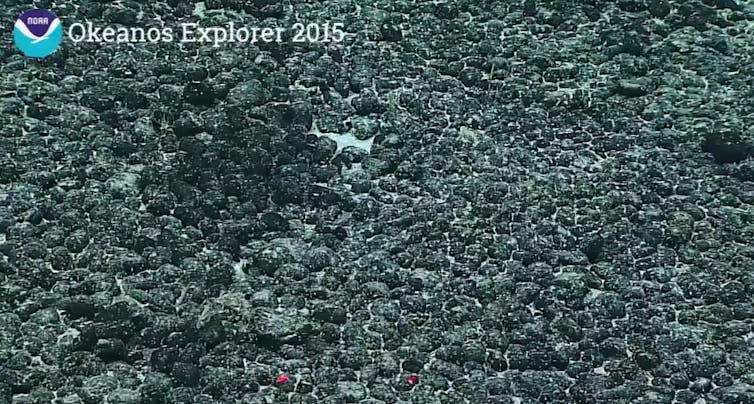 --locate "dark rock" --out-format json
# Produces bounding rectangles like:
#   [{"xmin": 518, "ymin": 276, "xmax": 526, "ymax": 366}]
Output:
[
  {"xmin": 380, "ymin": 21, "xmax": 403, "ymax": 42},
  {"xmin": 94, "ymin": 338, "xmax": 128, "ymax": 362},
  {"xmin": 171, "ymin": 363, "xmax": 201, "ymax": 386},
  {"xmin": 523, "ymin": 0, "xmax": 537, "ymax": 17},
  {"xmin": 614, "ymin": 80, "xmax": 648, "ymax": 97},
  {"xmin": 702, "ymin": 133, "xmax": 752, "ymax": 164},
  {"xmin": 635, "ymin": 352, "xmax": 658, "ymax": 370},
  {"xmin": 183, "ymin": 81, "xmax": 215, "ymax": 106}
]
